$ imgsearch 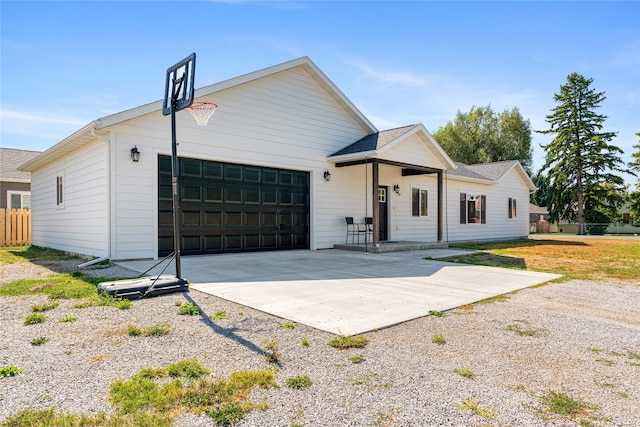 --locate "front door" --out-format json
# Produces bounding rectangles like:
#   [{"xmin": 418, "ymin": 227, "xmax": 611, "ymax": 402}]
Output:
[{"xmin": 378, "ymin": 186, "xmax": 388, "ymax": 241}]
